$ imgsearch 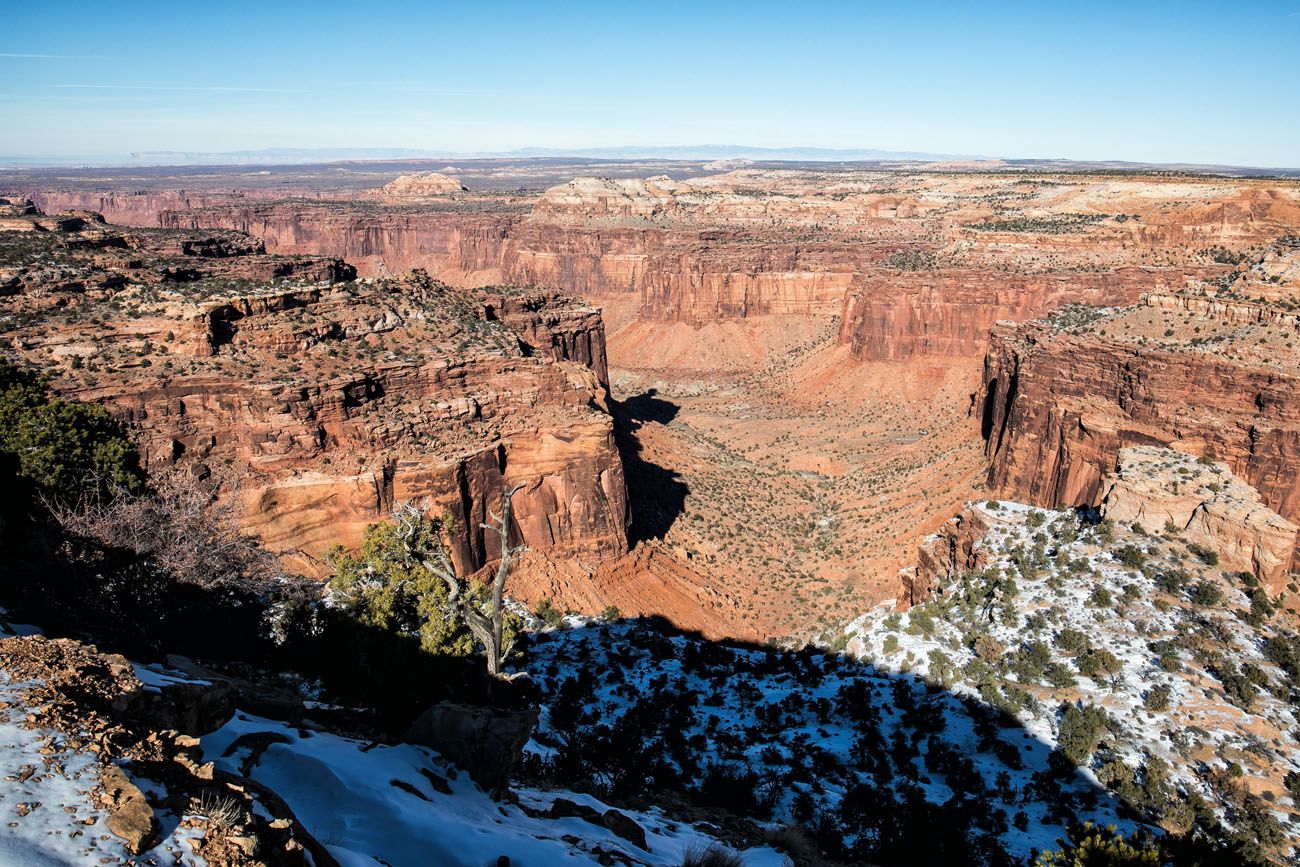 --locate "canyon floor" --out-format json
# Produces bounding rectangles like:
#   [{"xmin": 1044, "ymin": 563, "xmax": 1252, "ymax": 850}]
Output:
[{"xmin": 605, "ymin": 315, "xmax": 985, "ymax": 641}]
